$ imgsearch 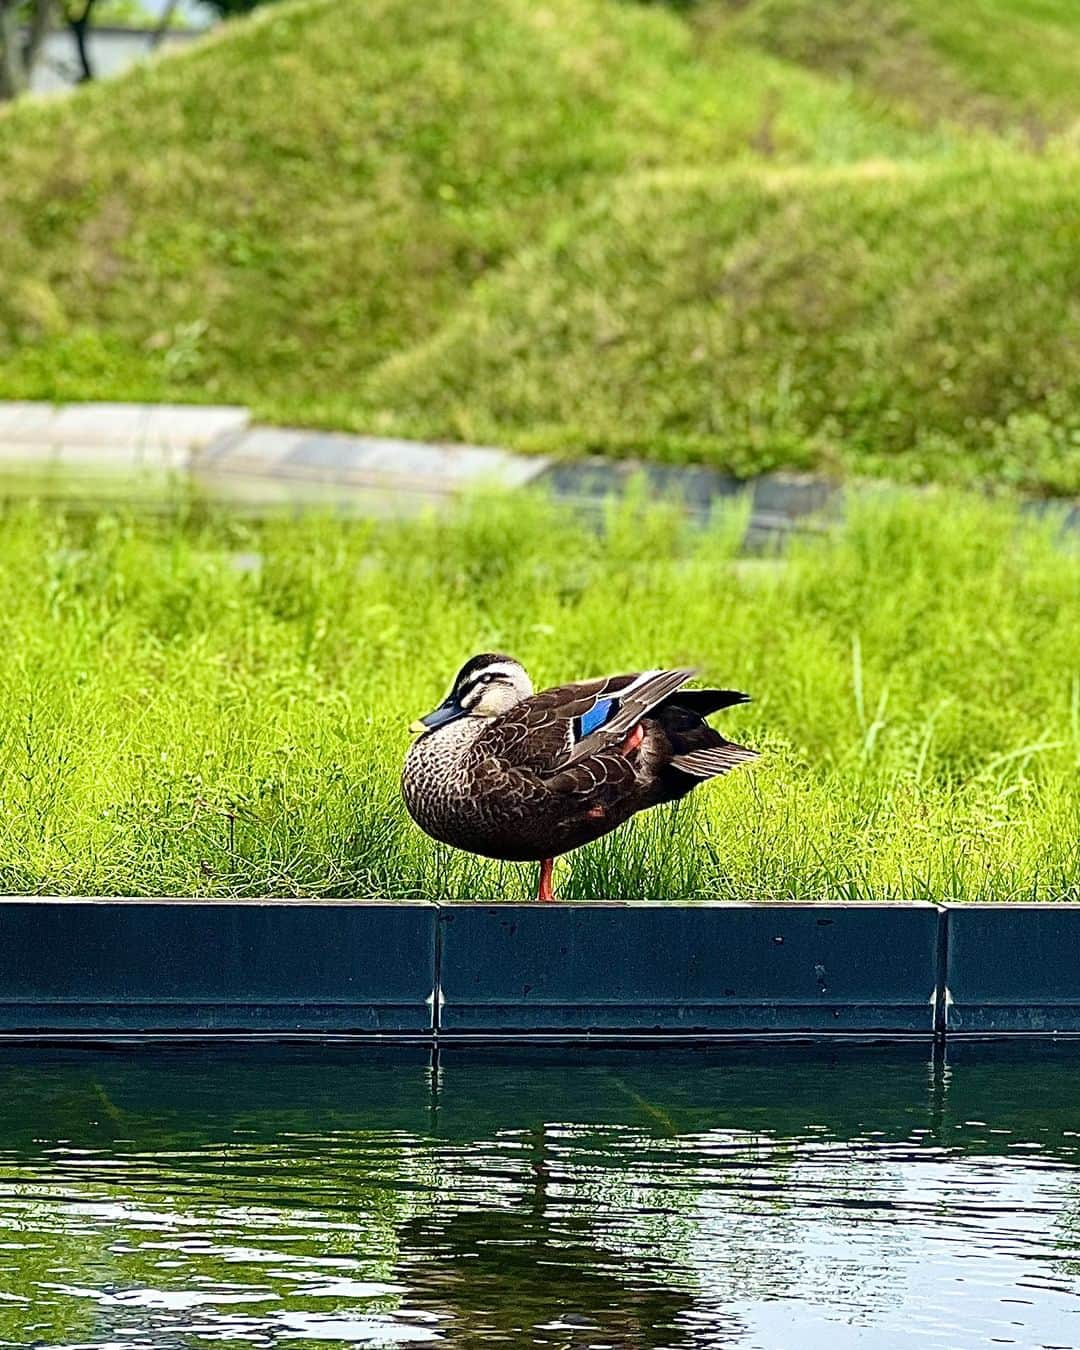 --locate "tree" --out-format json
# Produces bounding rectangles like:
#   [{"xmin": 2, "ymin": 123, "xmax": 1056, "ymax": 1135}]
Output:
[
  {"xmin": 0, "ymin": 0, "xmax": 101, "ymax": 97},
  {"xmin": 61, "ymin": 0, "xmax": 97, "ymax": 82},
  {"xmin": 0, "ymin": 0, "xmax": 279, "ymax": 99},
  {"xmin": 0, "ymin": 0, "xmax": 53, "ymax": 100},
  {"xmin": 200, "ymin": 0, "xmax": 279, "ymax": 14},
  {"xmin": 148, "ymin": 0, "xmax": 180, "ymax": 51}
]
